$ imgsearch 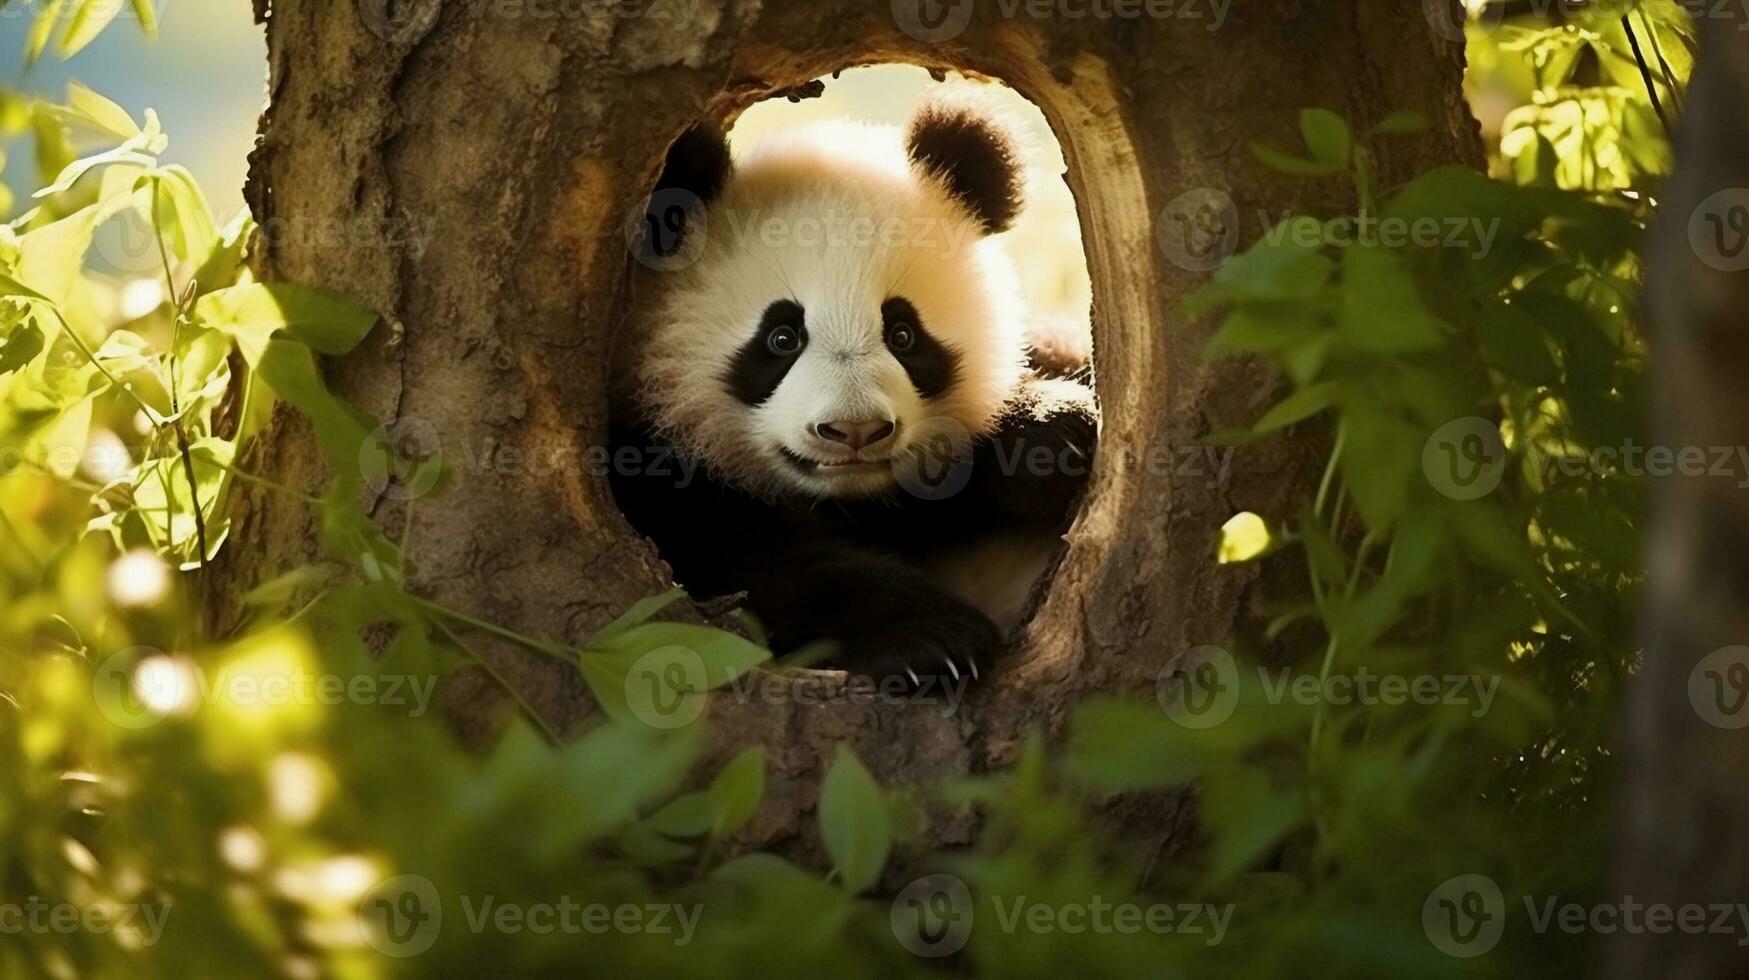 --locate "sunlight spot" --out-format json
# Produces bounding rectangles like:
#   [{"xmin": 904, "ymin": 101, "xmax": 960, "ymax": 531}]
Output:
[
  {"xmin": 313, "ymin": 855, "xmax": 379, "ymax": 903},
  {"xmin": 220, "ymin": 826, "xmax": 268, "ymax": 872},
  {"xmin": 133, "ymin": 655, "xmax": 200, "ymax": 717},
  {"xmin": 1217, "ymin": 511, "xmax": 1271, "ymax": 564},
  {"xmin": 108, "ymin": 549, "xmax": 171, "ymax": 608},
  {"xmin": 81, "ymin": 428, "xmax": 132, "ymax": 483},
  {"xmin": 61, "ymin": 837, "xmax": 101, "ymax": 877},
  {"xmin": 273, "ymin": 854, "xmax": 383, "ymax": 910},
  {"xmin": 268, "ymin": 753, "xmax": 326, "ymax": 825},
  {"xmin": 118, "ymin": 279, "xmax": 166, "ymax": 321}
]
